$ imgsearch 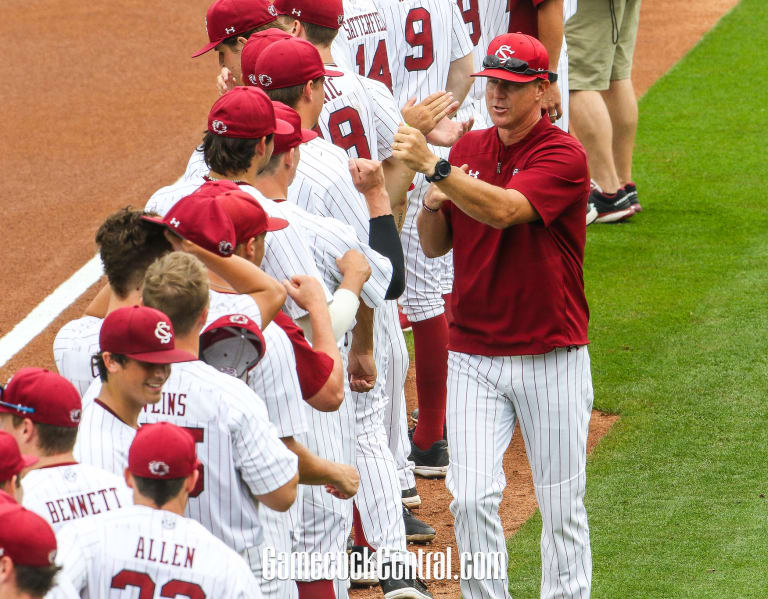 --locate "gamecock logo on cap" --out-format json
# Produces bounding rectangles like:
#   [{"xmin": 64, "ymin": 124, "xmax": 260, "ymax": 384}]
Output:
[
  {"xmin": 155, "ymin": 321, "xmax": 172, "ymax": 344},
  {"xmin": 230, "ymin": 314, "xmax": 249, "ymax": 325},
  {"xmin": 268, "ymin": 4, "xmax": 277, "ymax": 16},
  {"xmin": 248, "ymin": 74, "xmax": 258, "ymax": 85},
  {"xmin": 219, "ymin": 240, "xmax": 234, "ymax": 256},
  {"xmin": 212, "ymin": 120, "xmax": 228, "ymax": 134},
  {"xmin": 338, "ymin": 14, "xmax": 344, "ymax": 26},
  {"xmin": 148, "ymin": 461, "xmax": 170, "ymax": 476},
  {"xmin": 495, "ymin": 45, "xmax": 515, "ymax": 60},
  {"xmin": 259, "ymin": 74, "xmax": 273, "ymax": 87},
  {"xmin": 70, "ymin": 409, "xmax": 82, "ymax": 424}
]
